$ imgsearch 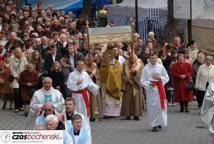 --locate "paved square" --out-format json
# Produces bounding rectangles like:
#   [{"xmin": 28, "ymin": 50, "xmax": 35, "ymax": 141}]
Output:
[{"xmin": 0, "ymin": 101, "xmax": 208, "ymax": 144}]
